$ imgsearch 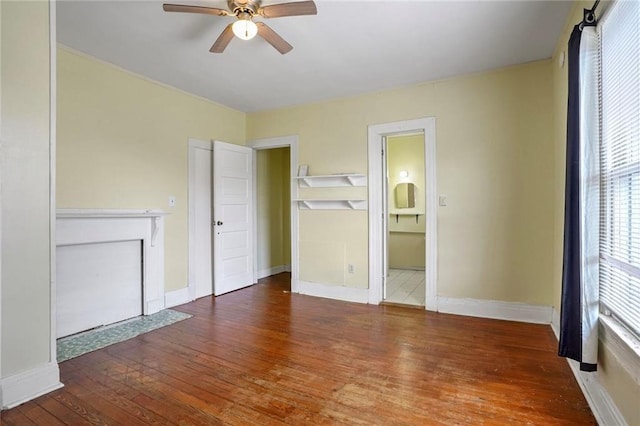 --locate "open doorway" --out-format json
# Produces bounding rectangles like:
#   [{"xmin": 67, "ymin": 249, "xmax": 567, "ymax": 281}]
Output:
[
  {"xmin": 384, "ymin": 133, "xmax": 426, "ymax": 307},
  {"xmin": 187, "ymin": 136, "xmax": 298, "ymax": 301},
  {"xmin": 248, "ymin": 135, "xmax": 299, "ymax": 294},
  {"xmin": 255, "ymin": 147, "xmax": 291, "ymax": 287},
  {"xmin": 367, "ymin": 117, "xmax": 437, "ymax": 310}
]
